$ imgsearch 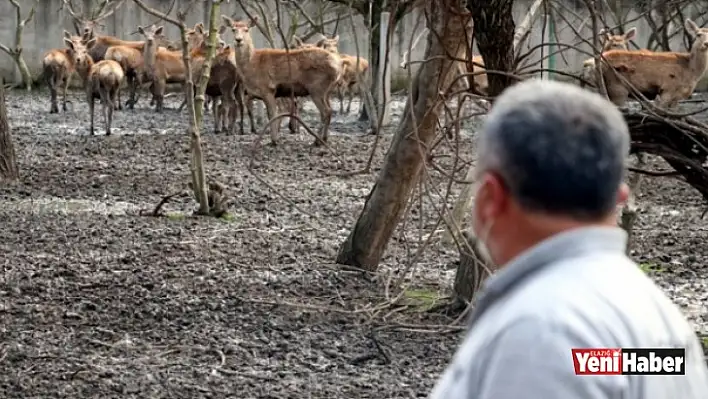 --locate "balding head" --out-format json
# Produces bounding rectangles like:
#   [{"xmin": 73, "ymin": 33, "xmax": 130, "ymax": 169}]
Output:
[{"xmin": 476, "ymin": 79, "xmax": 630, "ymax": 220}]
